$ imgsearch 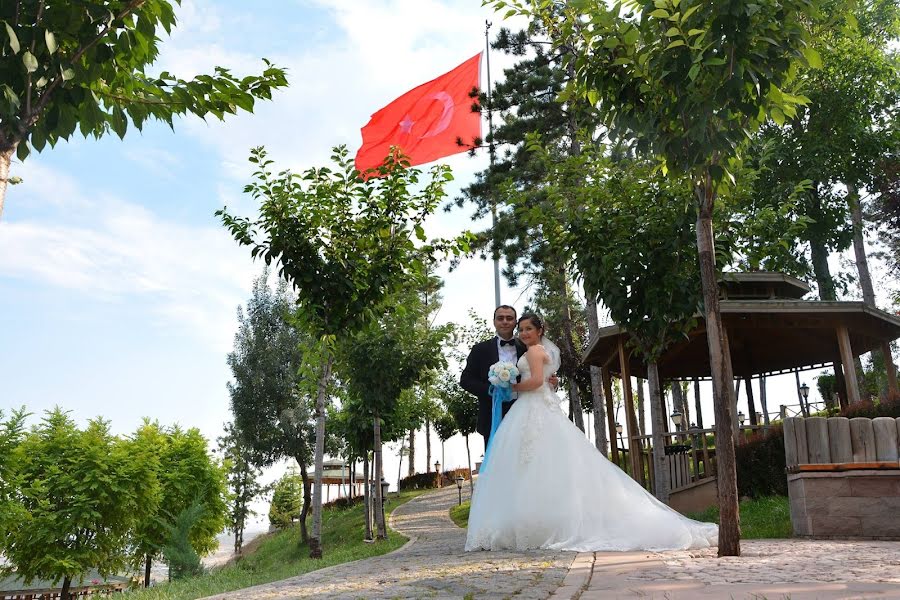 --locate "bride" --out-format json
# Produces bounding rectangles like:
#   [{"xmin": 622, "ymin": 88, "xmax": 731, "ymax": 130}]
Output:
[{"xmin": 465, "ymin": 313, "xmax": 718, "ymax": 552}]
